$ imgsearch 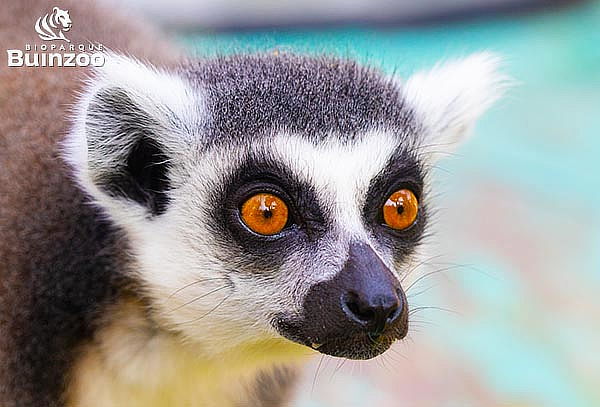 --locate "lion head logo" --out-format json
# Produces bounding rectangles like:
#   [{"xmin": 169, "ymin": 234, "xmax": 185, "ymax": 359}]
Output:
[{"xmin": 35, "ymin": 7, "xmax": 72, "ymax": 43}]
